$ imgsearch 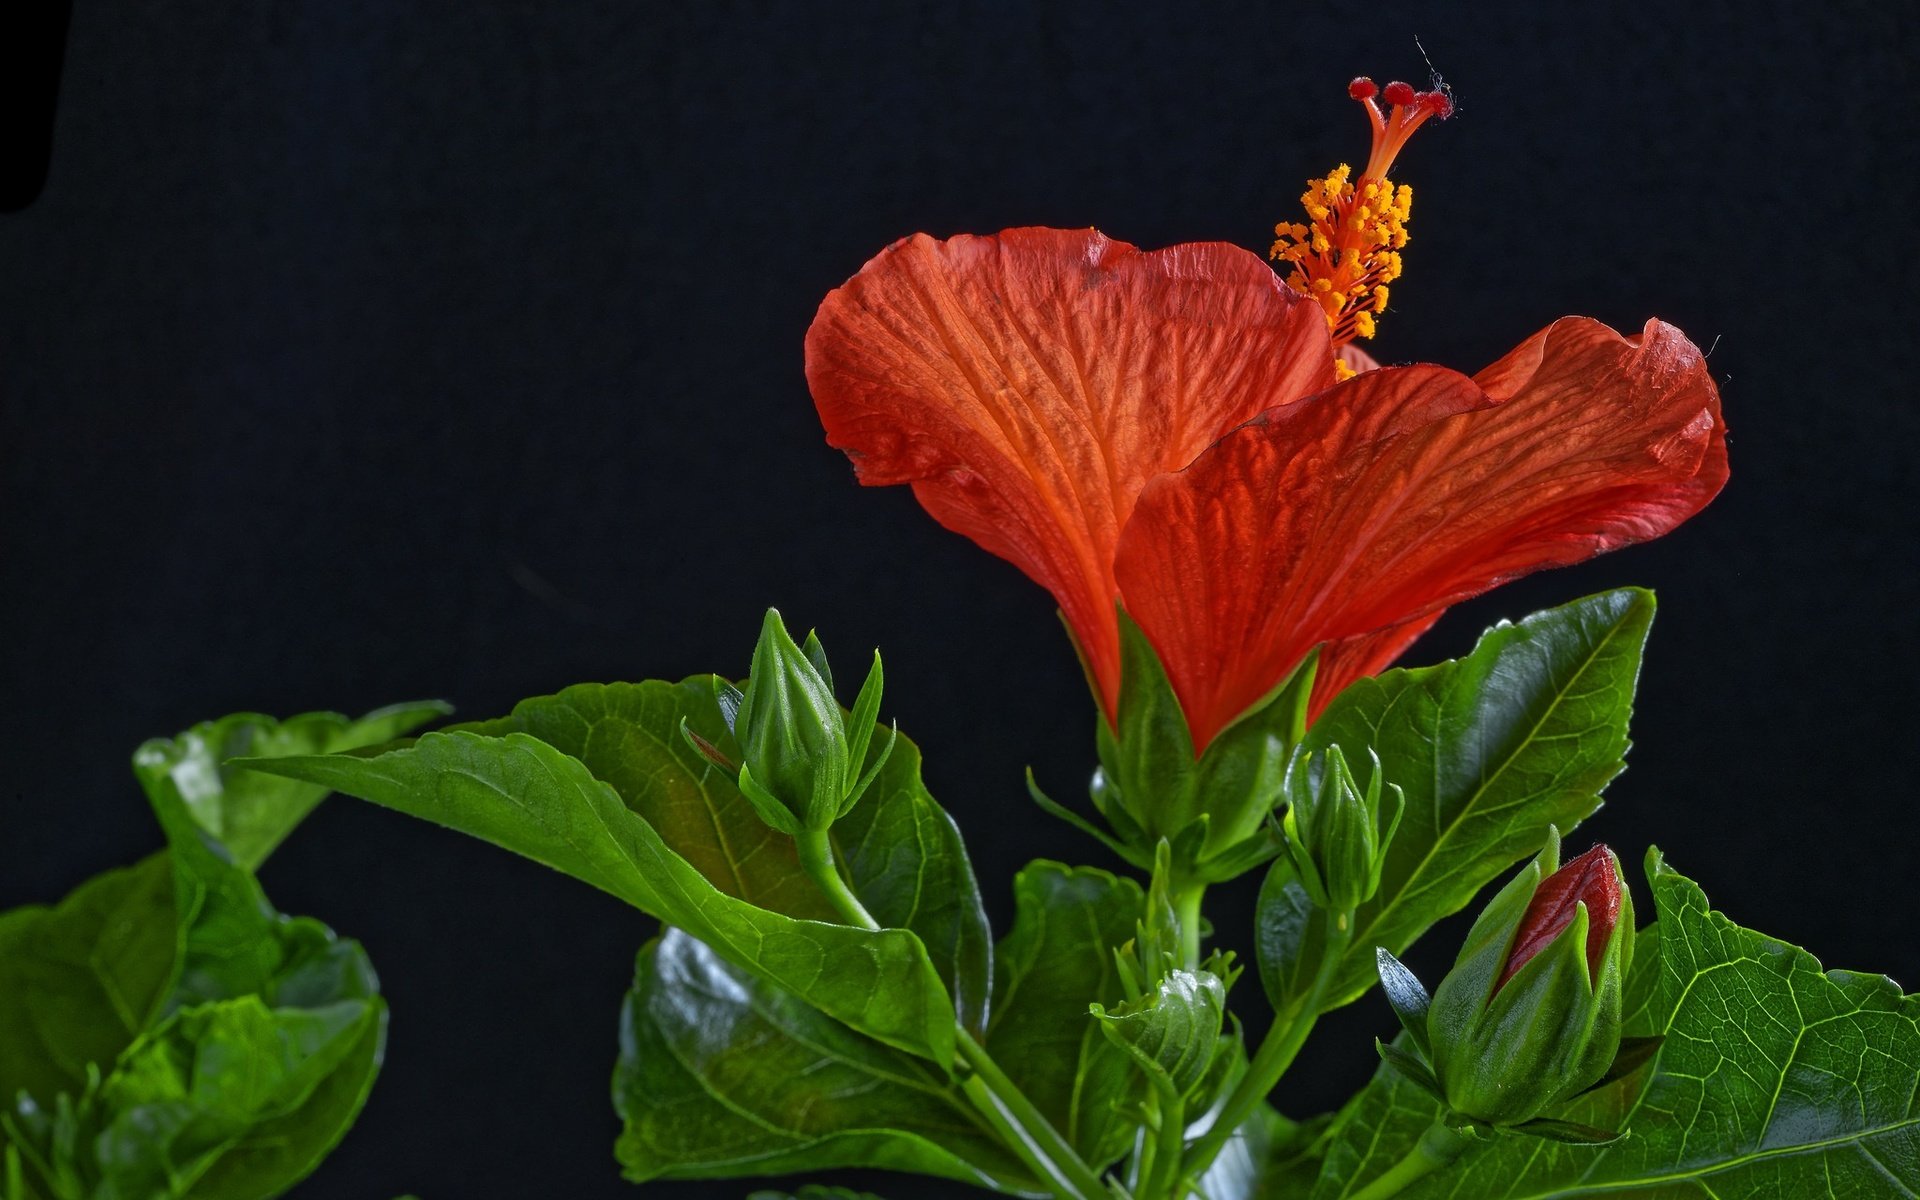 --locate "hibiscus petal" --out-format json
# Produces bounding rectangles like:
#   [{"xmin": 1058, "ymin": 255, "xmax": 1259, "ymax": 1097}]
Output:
[
  {"xmin": 1338, "ymin": 342, "xmax": 1383, "ymax": 376},
  {"xmin": 1116, "ymin": 317, "xmax": 1728, "ymax": 748},
  {"xmin": 1311, "ymin": 610, "xmax": 1446, "ymax": 720},
  {"xmin": 805, "ymin": 227, "xmax": 1336, "ymax": 716}
]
